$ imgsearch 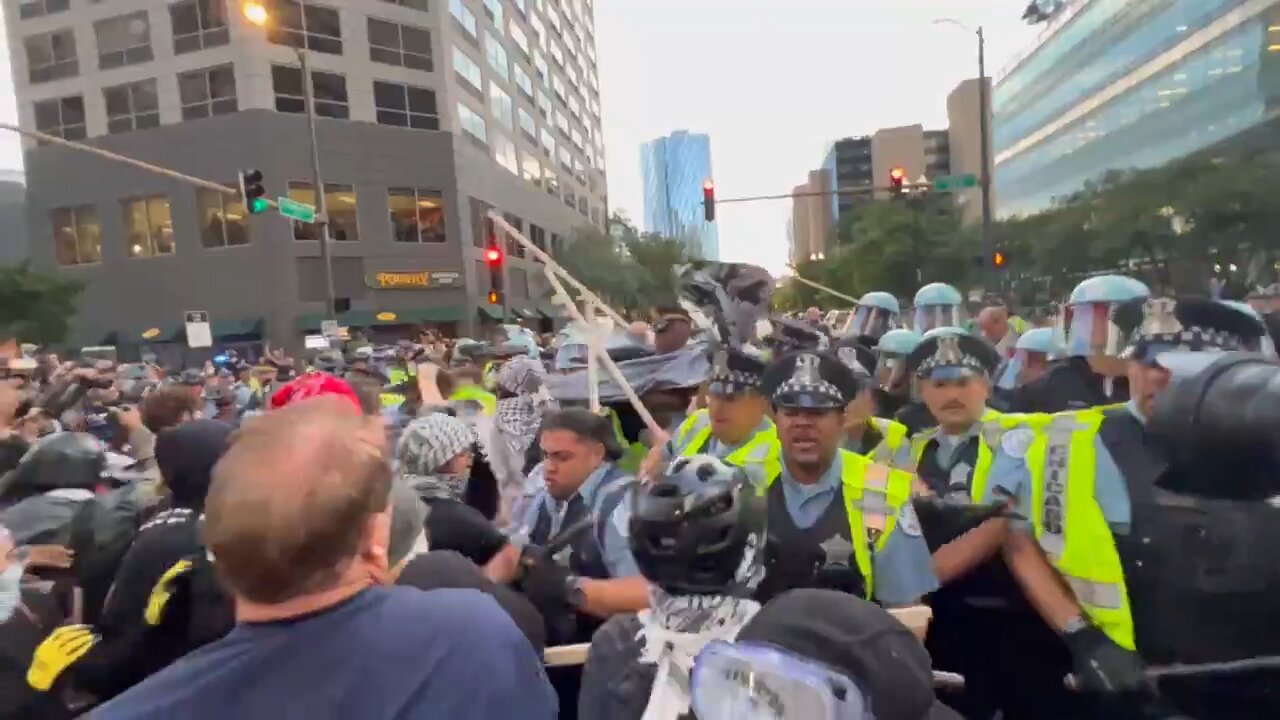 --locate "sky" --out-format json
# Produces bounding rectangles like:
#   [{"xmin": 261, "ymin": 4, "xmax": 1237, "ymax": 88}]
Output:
[
  {"xmin": 0, "ymin": 1, "xmax": 1043, "ymax": 271},
  {"xmin": 594, "ymin": 0, "xmax": 1042, "ymax": 276}
]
